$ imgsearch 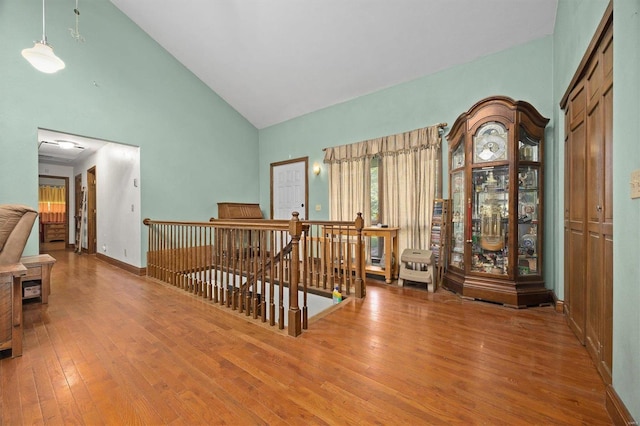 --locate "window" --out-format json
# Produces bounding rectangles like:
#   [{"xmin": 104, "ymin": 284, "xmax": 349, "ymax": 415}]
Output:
[{"xmin": 370, "ymin": 156, "xmax": 383, "ymax": 262}]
